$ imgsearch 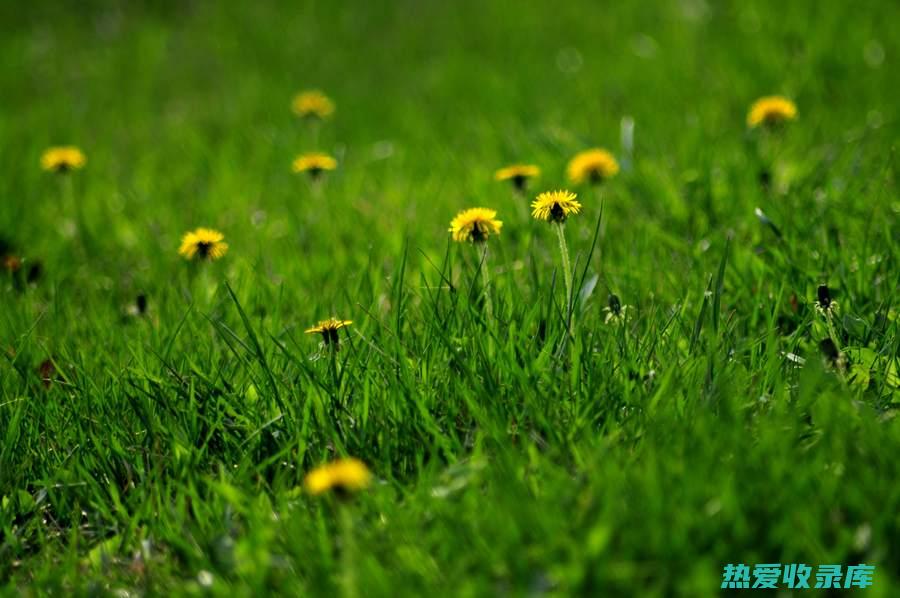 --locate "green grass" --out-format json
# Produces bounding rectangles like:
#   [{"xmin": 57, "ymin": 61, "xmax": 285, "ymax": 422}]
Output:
[{"xmin": 1, "ymin": 0, "xmax": 899, "ymax": 595}]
